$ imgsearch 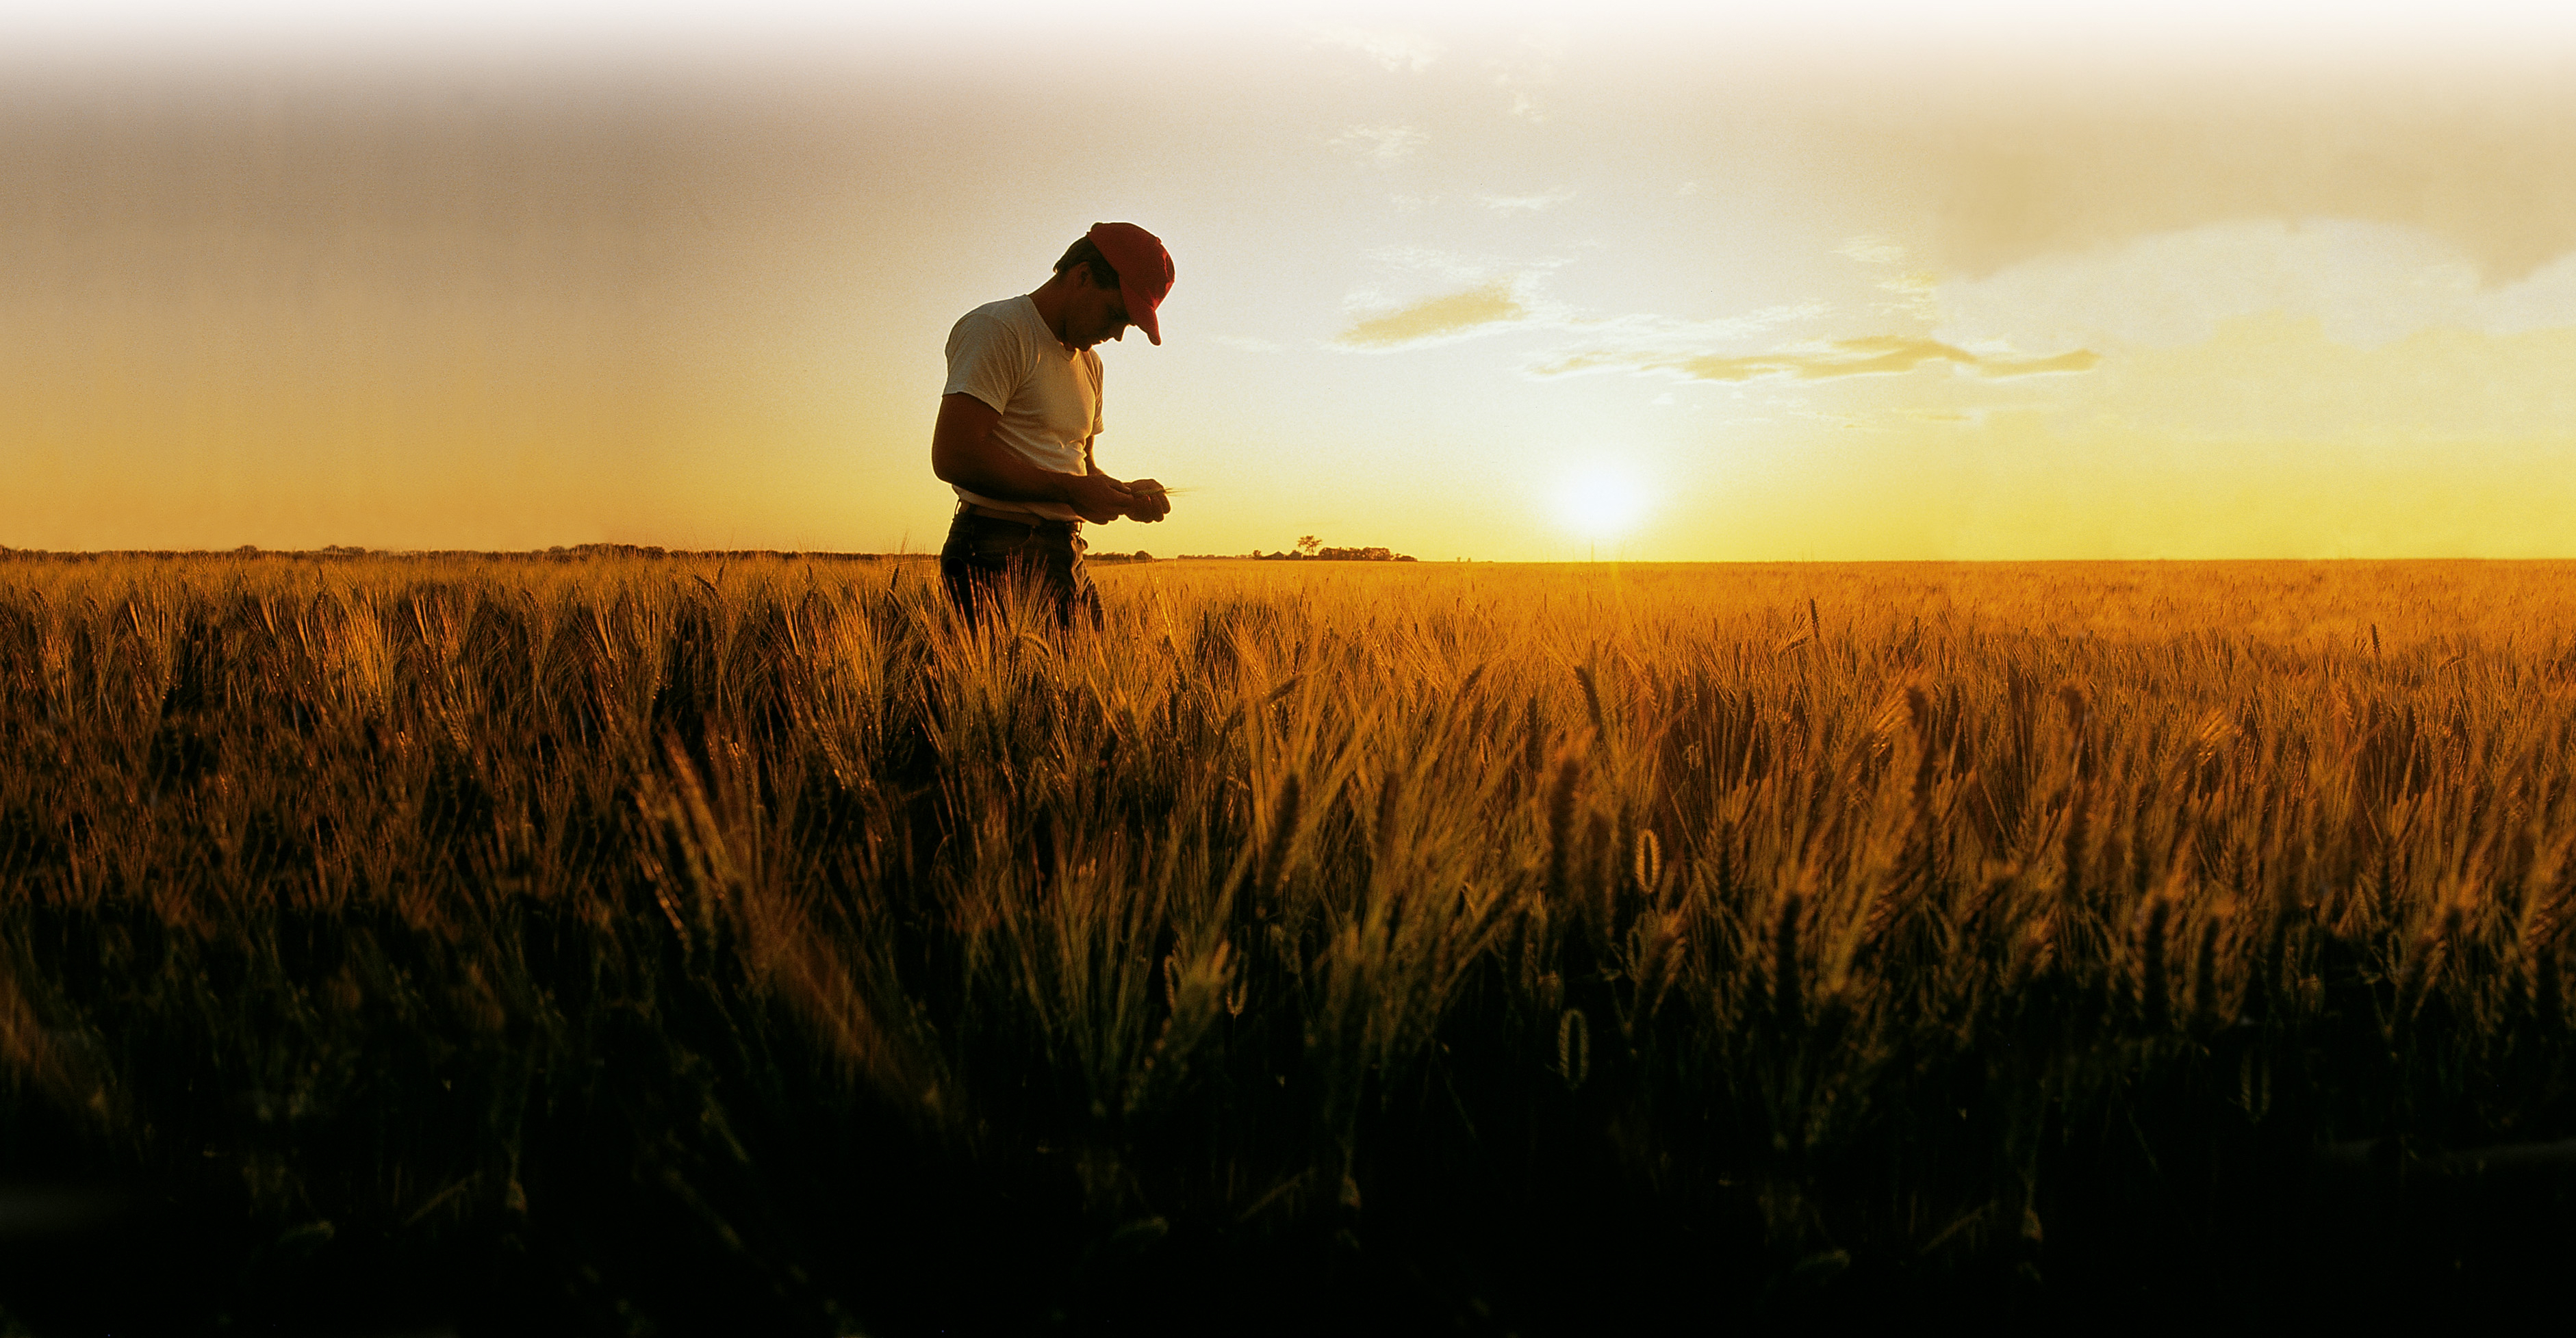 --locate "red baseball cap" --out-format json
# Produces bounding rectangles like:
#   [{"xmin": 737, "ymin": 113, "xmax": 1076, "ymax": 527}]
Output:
[{"xmin": 1087, "ymin": 221, "xmax": 1173, "ymax": 346}]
